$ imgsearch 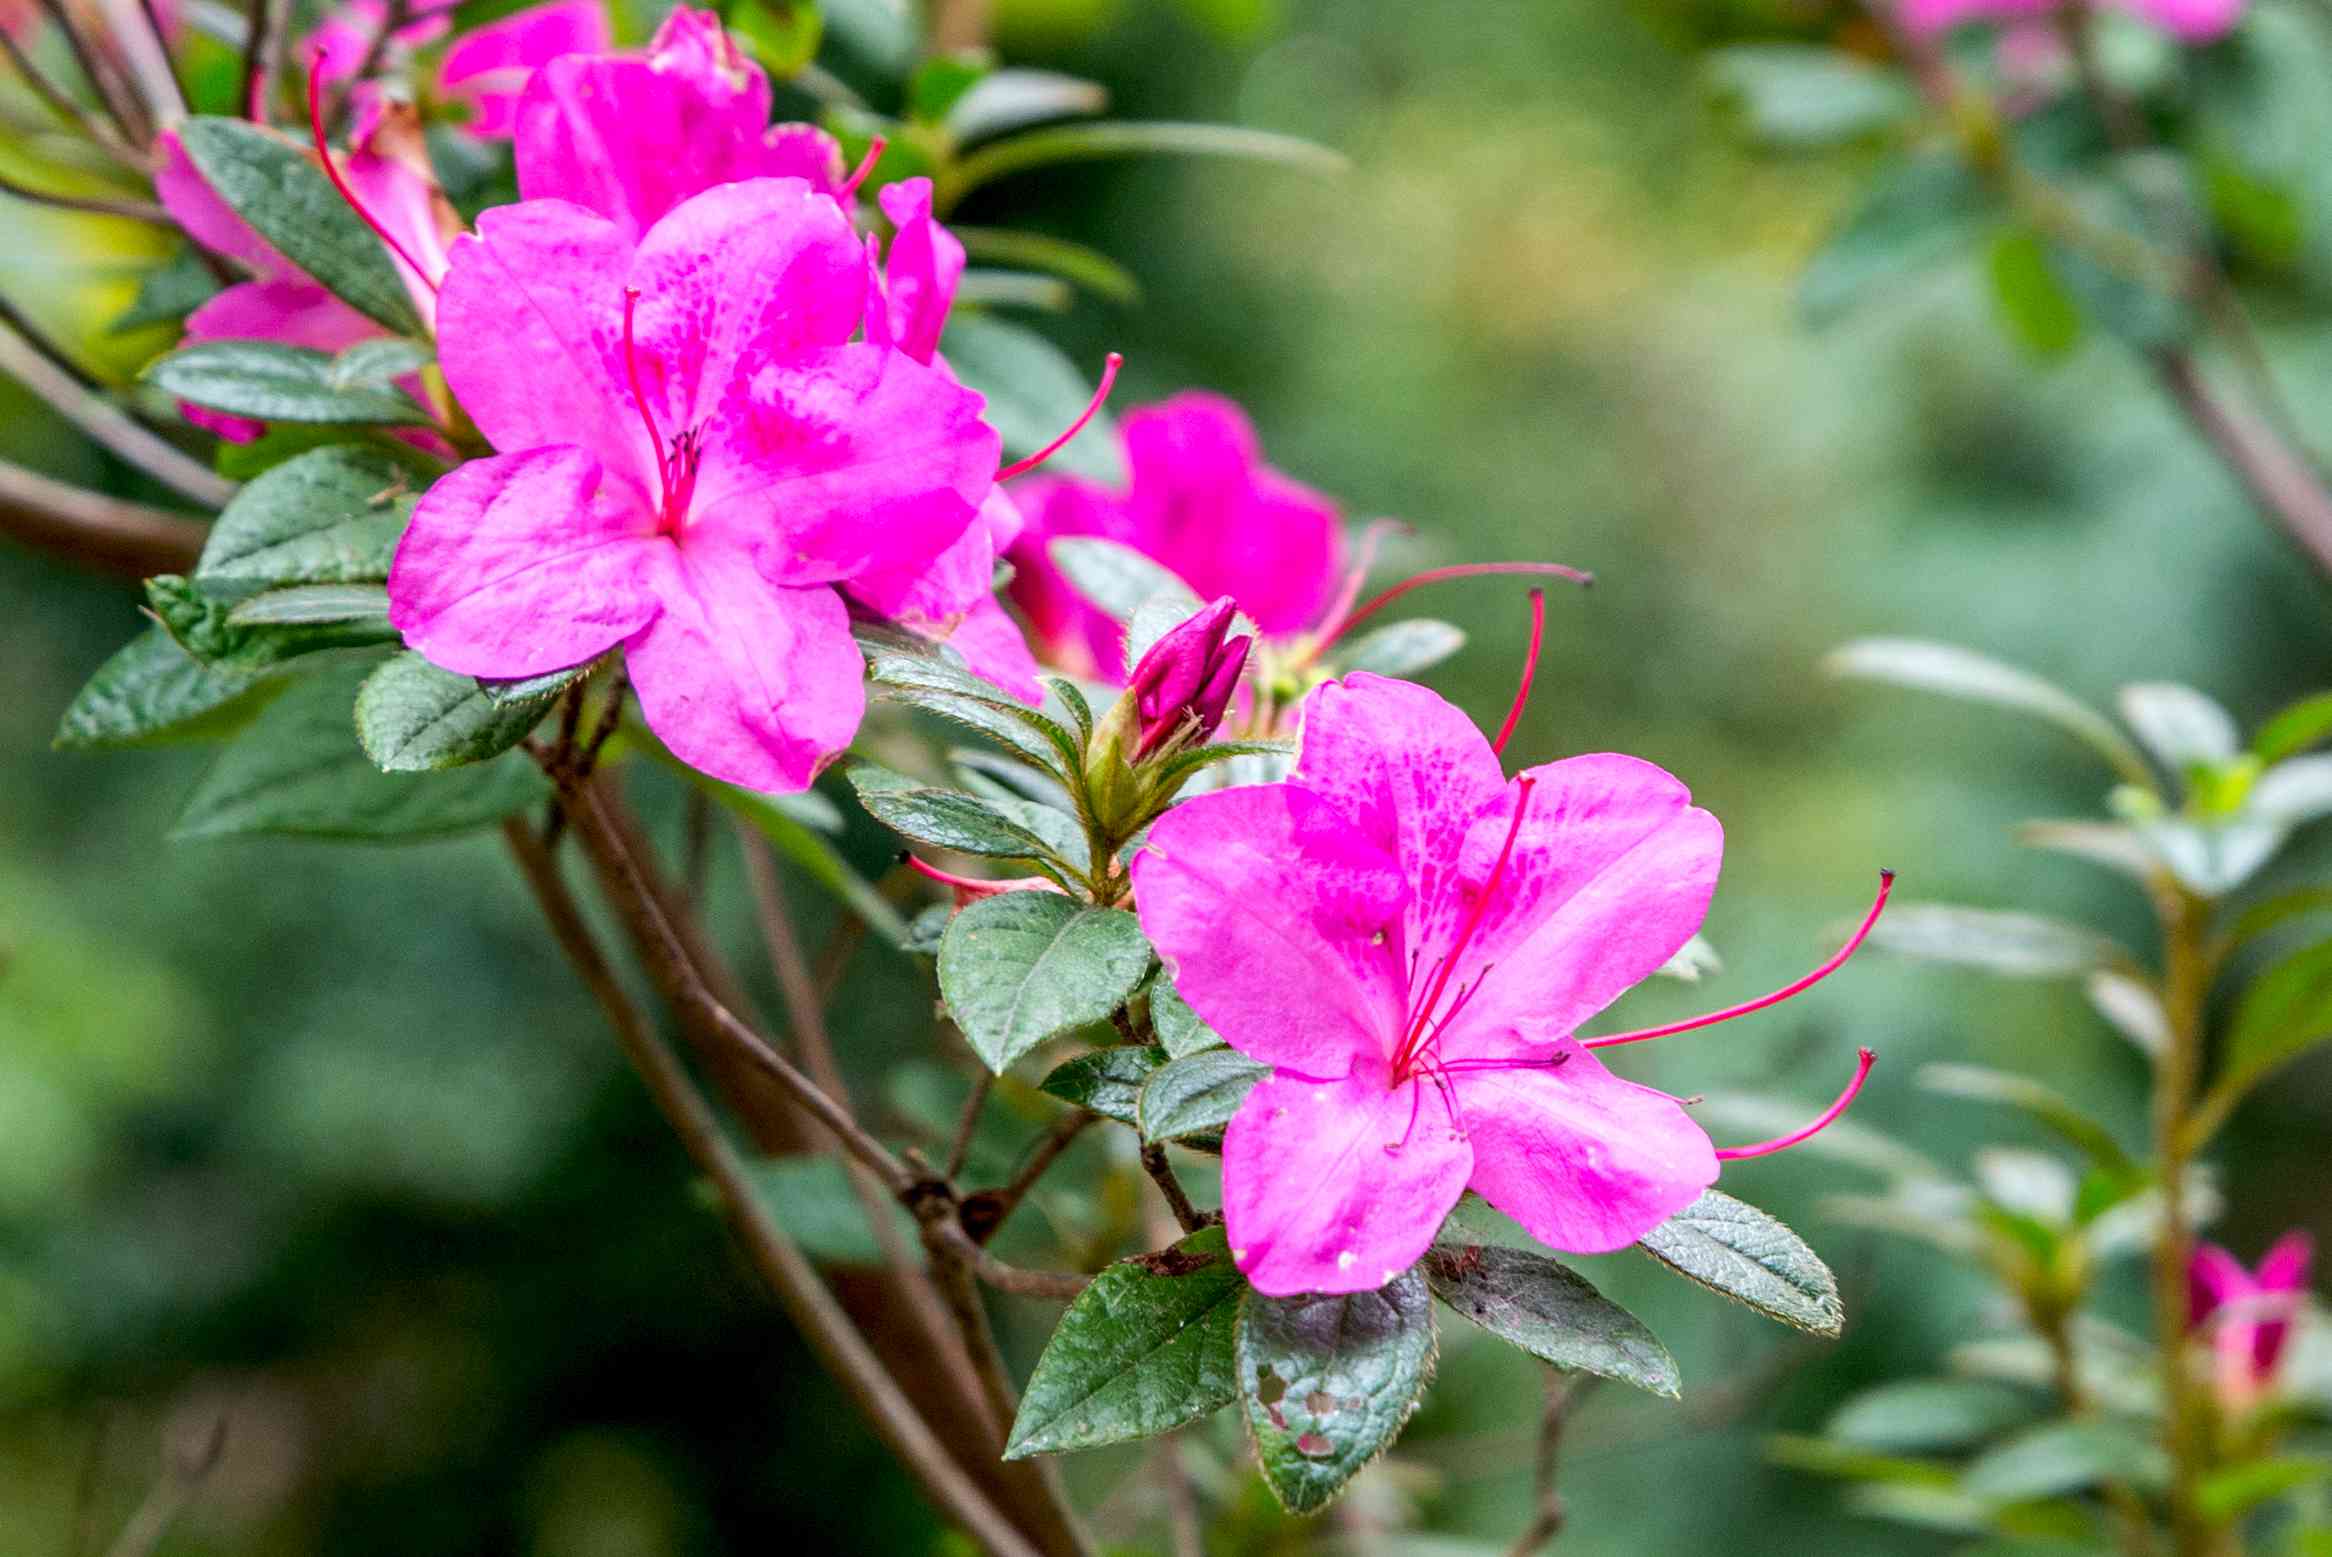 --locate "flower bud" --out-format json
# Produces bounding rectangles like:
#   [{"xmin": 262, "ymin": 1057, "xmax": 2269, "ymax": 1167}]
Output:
[{"xmin": 1129, "ymin": 596, "xmax": 1252, "ymax": 758}]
